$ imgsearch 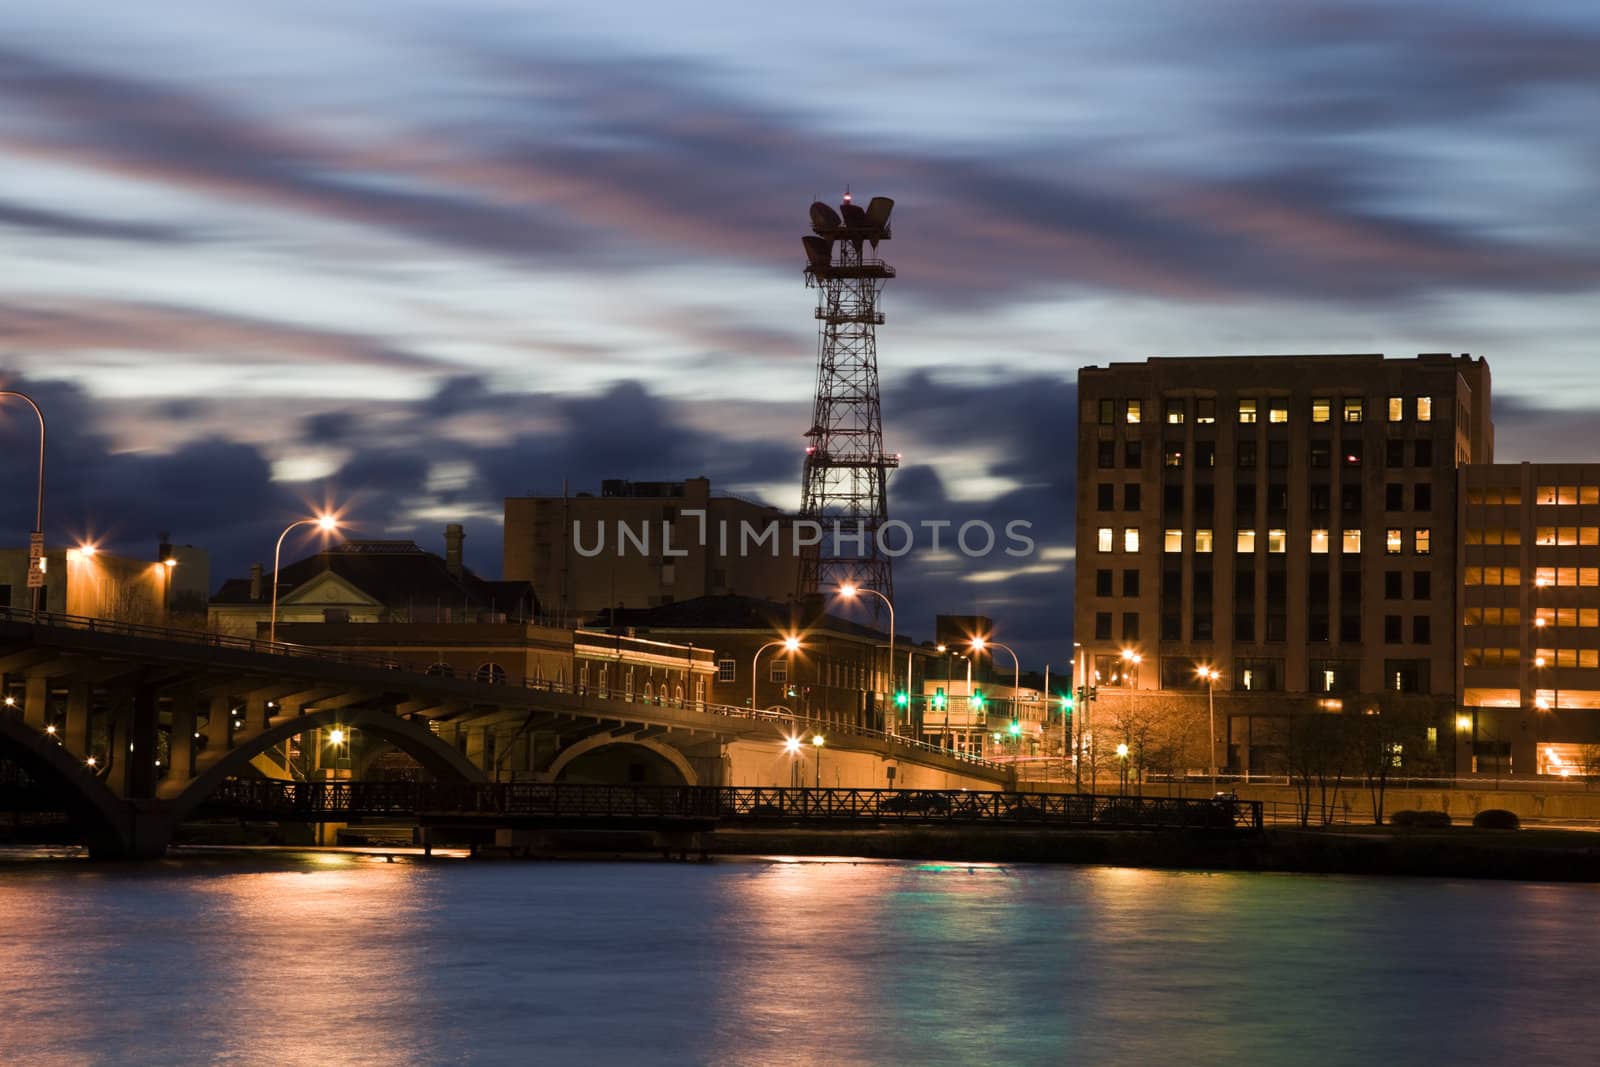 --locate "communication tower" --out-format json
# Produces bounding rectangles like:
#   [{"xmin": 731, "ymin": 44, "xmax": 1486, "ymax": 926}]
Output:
[{"xmin": 798, "ymin": 192, "xmax": 899, "ymax": 602}]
